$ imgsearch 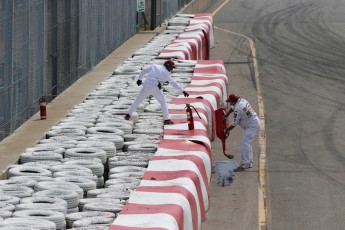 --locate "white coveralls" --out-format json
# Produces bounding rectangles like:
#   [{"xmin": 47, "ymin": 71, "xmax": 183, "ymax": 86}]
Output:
[
  {"xmin": 231, "ymin": 98, "xmax": 260, "ymax": 165},
  {"xmin": 127, "ymin": 64, "xmax": 184, "ymax": 120}
]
